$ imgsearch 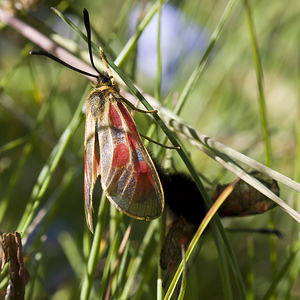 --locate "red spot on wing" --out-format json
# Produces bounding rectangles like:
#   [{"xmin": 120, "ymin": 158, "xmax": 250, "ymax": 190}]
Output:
[
  {"xmin": 134, "ymin": 161, "xmax": 150, "ymax": 173},
  {"xmin": 134, "ymin": 161, "xmax": 155, "ymax": 196},
  {"xmin": 127, "ymin": 132, "xmax": 136, "ymax": 151},
  {"xmin": 109, "ymin": 103, "xmax": 122, "ymax": 127},
  {"xmin": 126, "ymin": 133, "xmax": 155, "ymax": 194},
  {"xmin": 112, "ymin": 143, "xmax": 130, "ymax": 168},
  {"xmin": 117, "ymin": 102, "xmax": 139, "ymax": 138}
]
